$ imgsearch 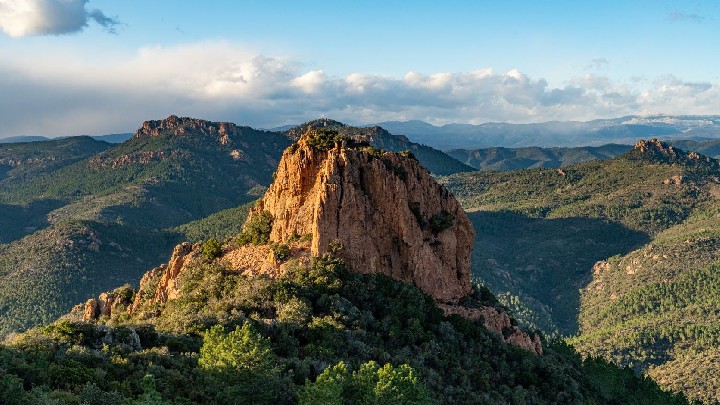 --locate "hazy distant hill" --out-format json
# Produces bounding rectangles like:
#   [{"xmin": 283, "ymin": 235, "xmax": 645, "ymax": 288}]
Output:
[
  {"xmin": 89, "ymin": 133, "xmax": 133, "ymax": 143},
  {"xmin": 448, "ymin": 144, "xmax": 631, "ymax": 171},
  {"xmin": 447, "ymin": 139, "xmax": 720, "ymax": 172},
  {"xmin": 0, "ymin": 135, "xmax": 50, "ymax": 143},
  {"xmin": 0, "ymin": 133, "xmax": 133, "ymax": 144},
  {"xmin": 376, "ymin": 115, "xmax": 720, "ymax": 150}
]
